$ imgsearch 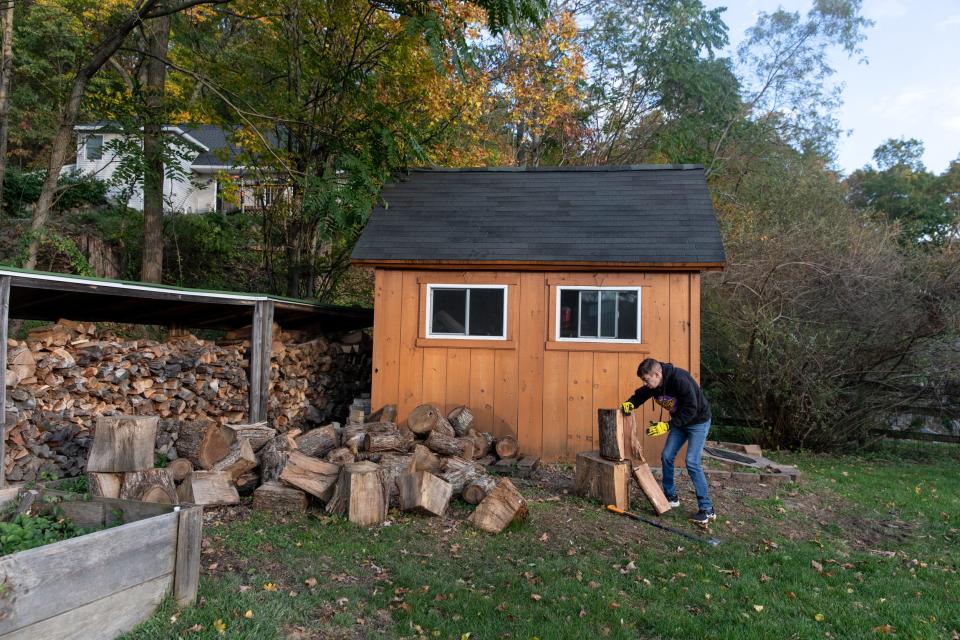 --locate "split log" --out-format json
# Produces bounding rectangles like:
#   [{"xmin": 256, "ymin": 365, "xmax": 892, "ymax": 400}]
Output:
[
  {"xmin": 598, "ymin": 409, "xmax": 626, "ymax": 461},
  {"xmin": 365, "ymin": 428, "xmax": 415, "ymax": 453},
  {"xmin": 632, "ymin": 462, "xmax": 671, "ymax": 515},
  {"xmin": 462, "ymin": 475, "xmax": 497, "ymax": 505},
  {"xmin": 279, "ymin": 451, "xmax": 340, "ymax": 502},
  {"xmin": 294, "ymin": 425, "xmax": 339, "ymax": 458},
  {"xmin": 223, "ymin": 421, "xmax": 275, "ymax": 452},
  {"xmin": 176, "ymin": 419, "xmax": 236, "ymax": 470},
  {"xmin": 86, "ymin": 415, "xmax": 159, "ymax": 472},
  {"xmin": 495, "ymin": 435, "xmax": 519, "ymax": 460},
  {"xmin": 408, "ymin": 404, "xmax": 441, "ymax": 435},
  {"xmin": 467, "ymin": 430, "xmax": 494, "ymax": 458},
  {"xmin": 367, "ymin": 404, "xmax": 397, "ymax": 423},
  {"xmin": 253, "ymin": 481, "xmax": 308, "ymax": 515},
  {"xmin": 377, "ymin": 453, "xmax": 414, "ymax": 506},
  {"xmin": 468, "ymin": 478, "xmax": 528, "ymax": 534},
  {"xmin": 212, "ymin": 438, "xmax": 257, "ymax": 480},
  {"xmin": 325, "ymin": 461, "xmax": 388, "ymax": 526},
  {"xmin": 409, "ymin": 444, "xmax": 441, "ymax": 473},
  {"xmin": 326, "ymin": 447, "xmax": 356, "ymax": 465},
  {"xmin": 425, "ymin": 431, "xmax": 475, "ymax": 459},
  {"xmin": 166, "ymin": 458, "xmax": 194, "ymax": 483},
  {"xmin": 257, "ymin": 435, "xmax": 290, "ymax": 483},
  {"xmin": 178, "ymin": 471, "xmax": 240, "ymax": 505},
  {"xmin": 120, "ymin": 469, "xmax": 178, "ymax": 504},
  {"xmin": 447, "ymin": 406, "xmax": 473, "ymax": 437},
  {"xmin": 399, "ymin": 471, "xmax": 453, "ymax": 516},
  {"xmin": 574, "ymin": 451, "xmax": 630, "ymax": 510},
  {"xmin": 87, "ymin": 472, "xmax": 122, "ymax": 499},
  {"xmin": 439, "ymin": 456, "xmax": 486, "ymax": 494}
]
